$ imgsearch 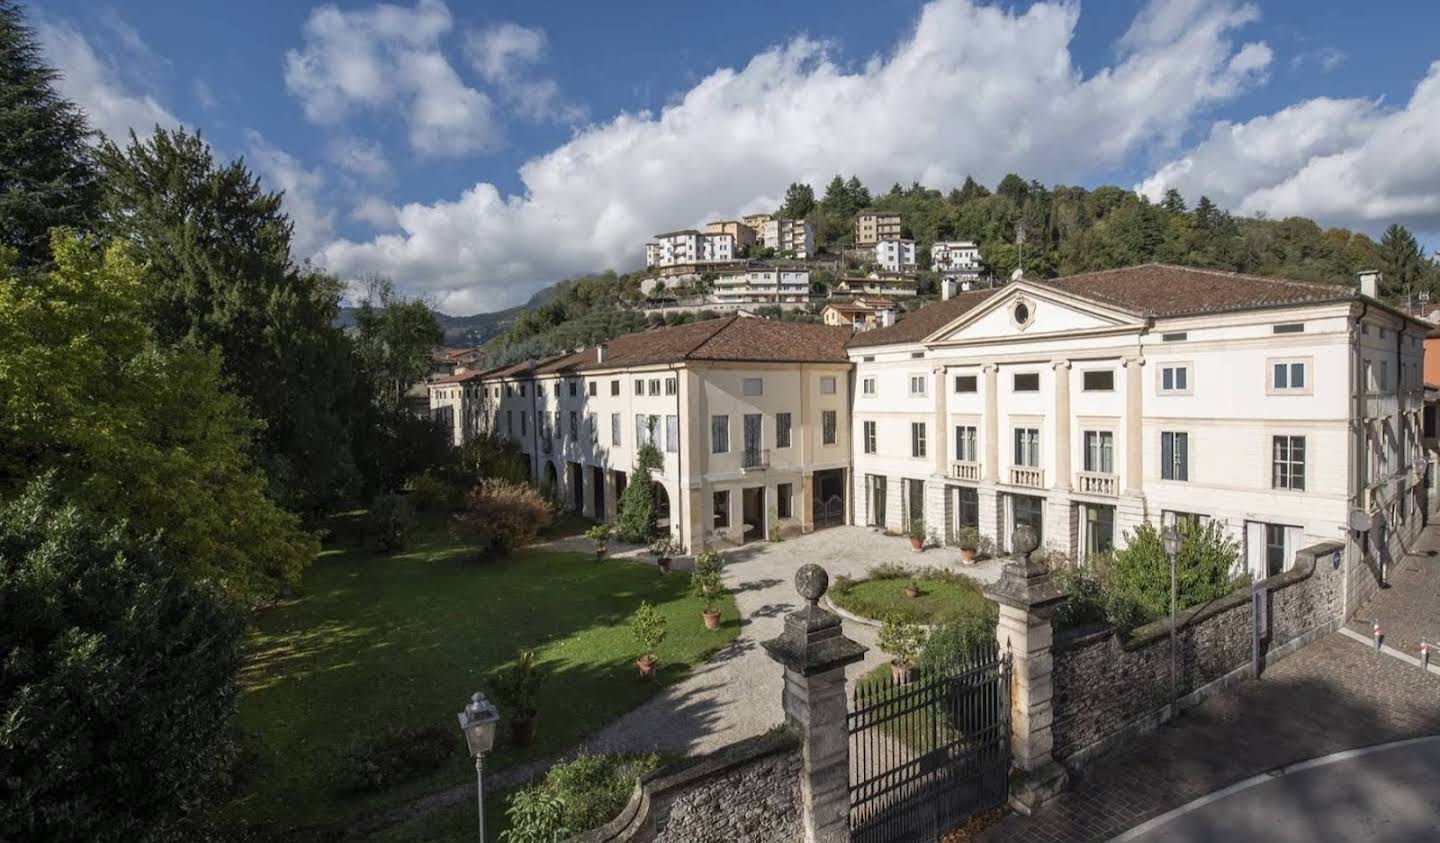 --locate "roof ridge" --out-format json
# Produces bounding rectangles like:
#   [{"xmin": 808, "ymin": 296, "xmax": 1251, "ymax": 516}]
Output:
[
  {"xmin": 683, "ymin": 314, "xmax": 744, "ymax": 359},
  {"xmin": 1141, "ymin": 262, "xmax": 1353, "ymax": 293}
]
